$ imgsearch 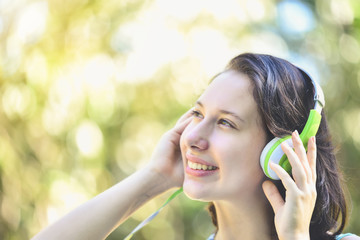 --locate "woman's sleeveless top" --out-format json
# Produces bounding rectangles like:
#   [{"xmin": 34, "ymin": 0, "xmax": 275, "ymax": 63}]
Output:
[
  {"xmin": 336, "ymin": 233, "xmax": 356, "ymax": 240},
  {"xmin": 207, "ymin": 233, "xmax": 356, "ymax": 240}
]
